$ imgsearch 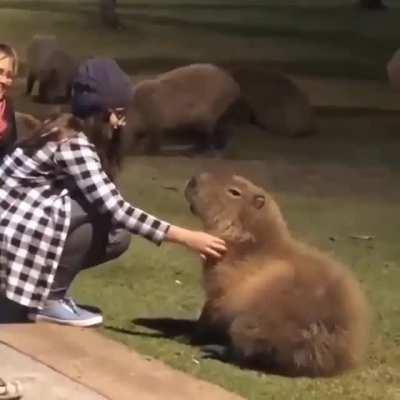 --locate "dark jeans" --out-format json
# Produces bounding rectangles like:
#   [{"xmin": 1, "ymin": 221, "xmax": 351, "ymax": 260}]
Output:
[
  {"xmin": 0, "ymin": 193, "xmax": 131, "ymax": 322},
  {"xmin": 49, "ymin": 194, "xmax": 131, "ymax": 299}
]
